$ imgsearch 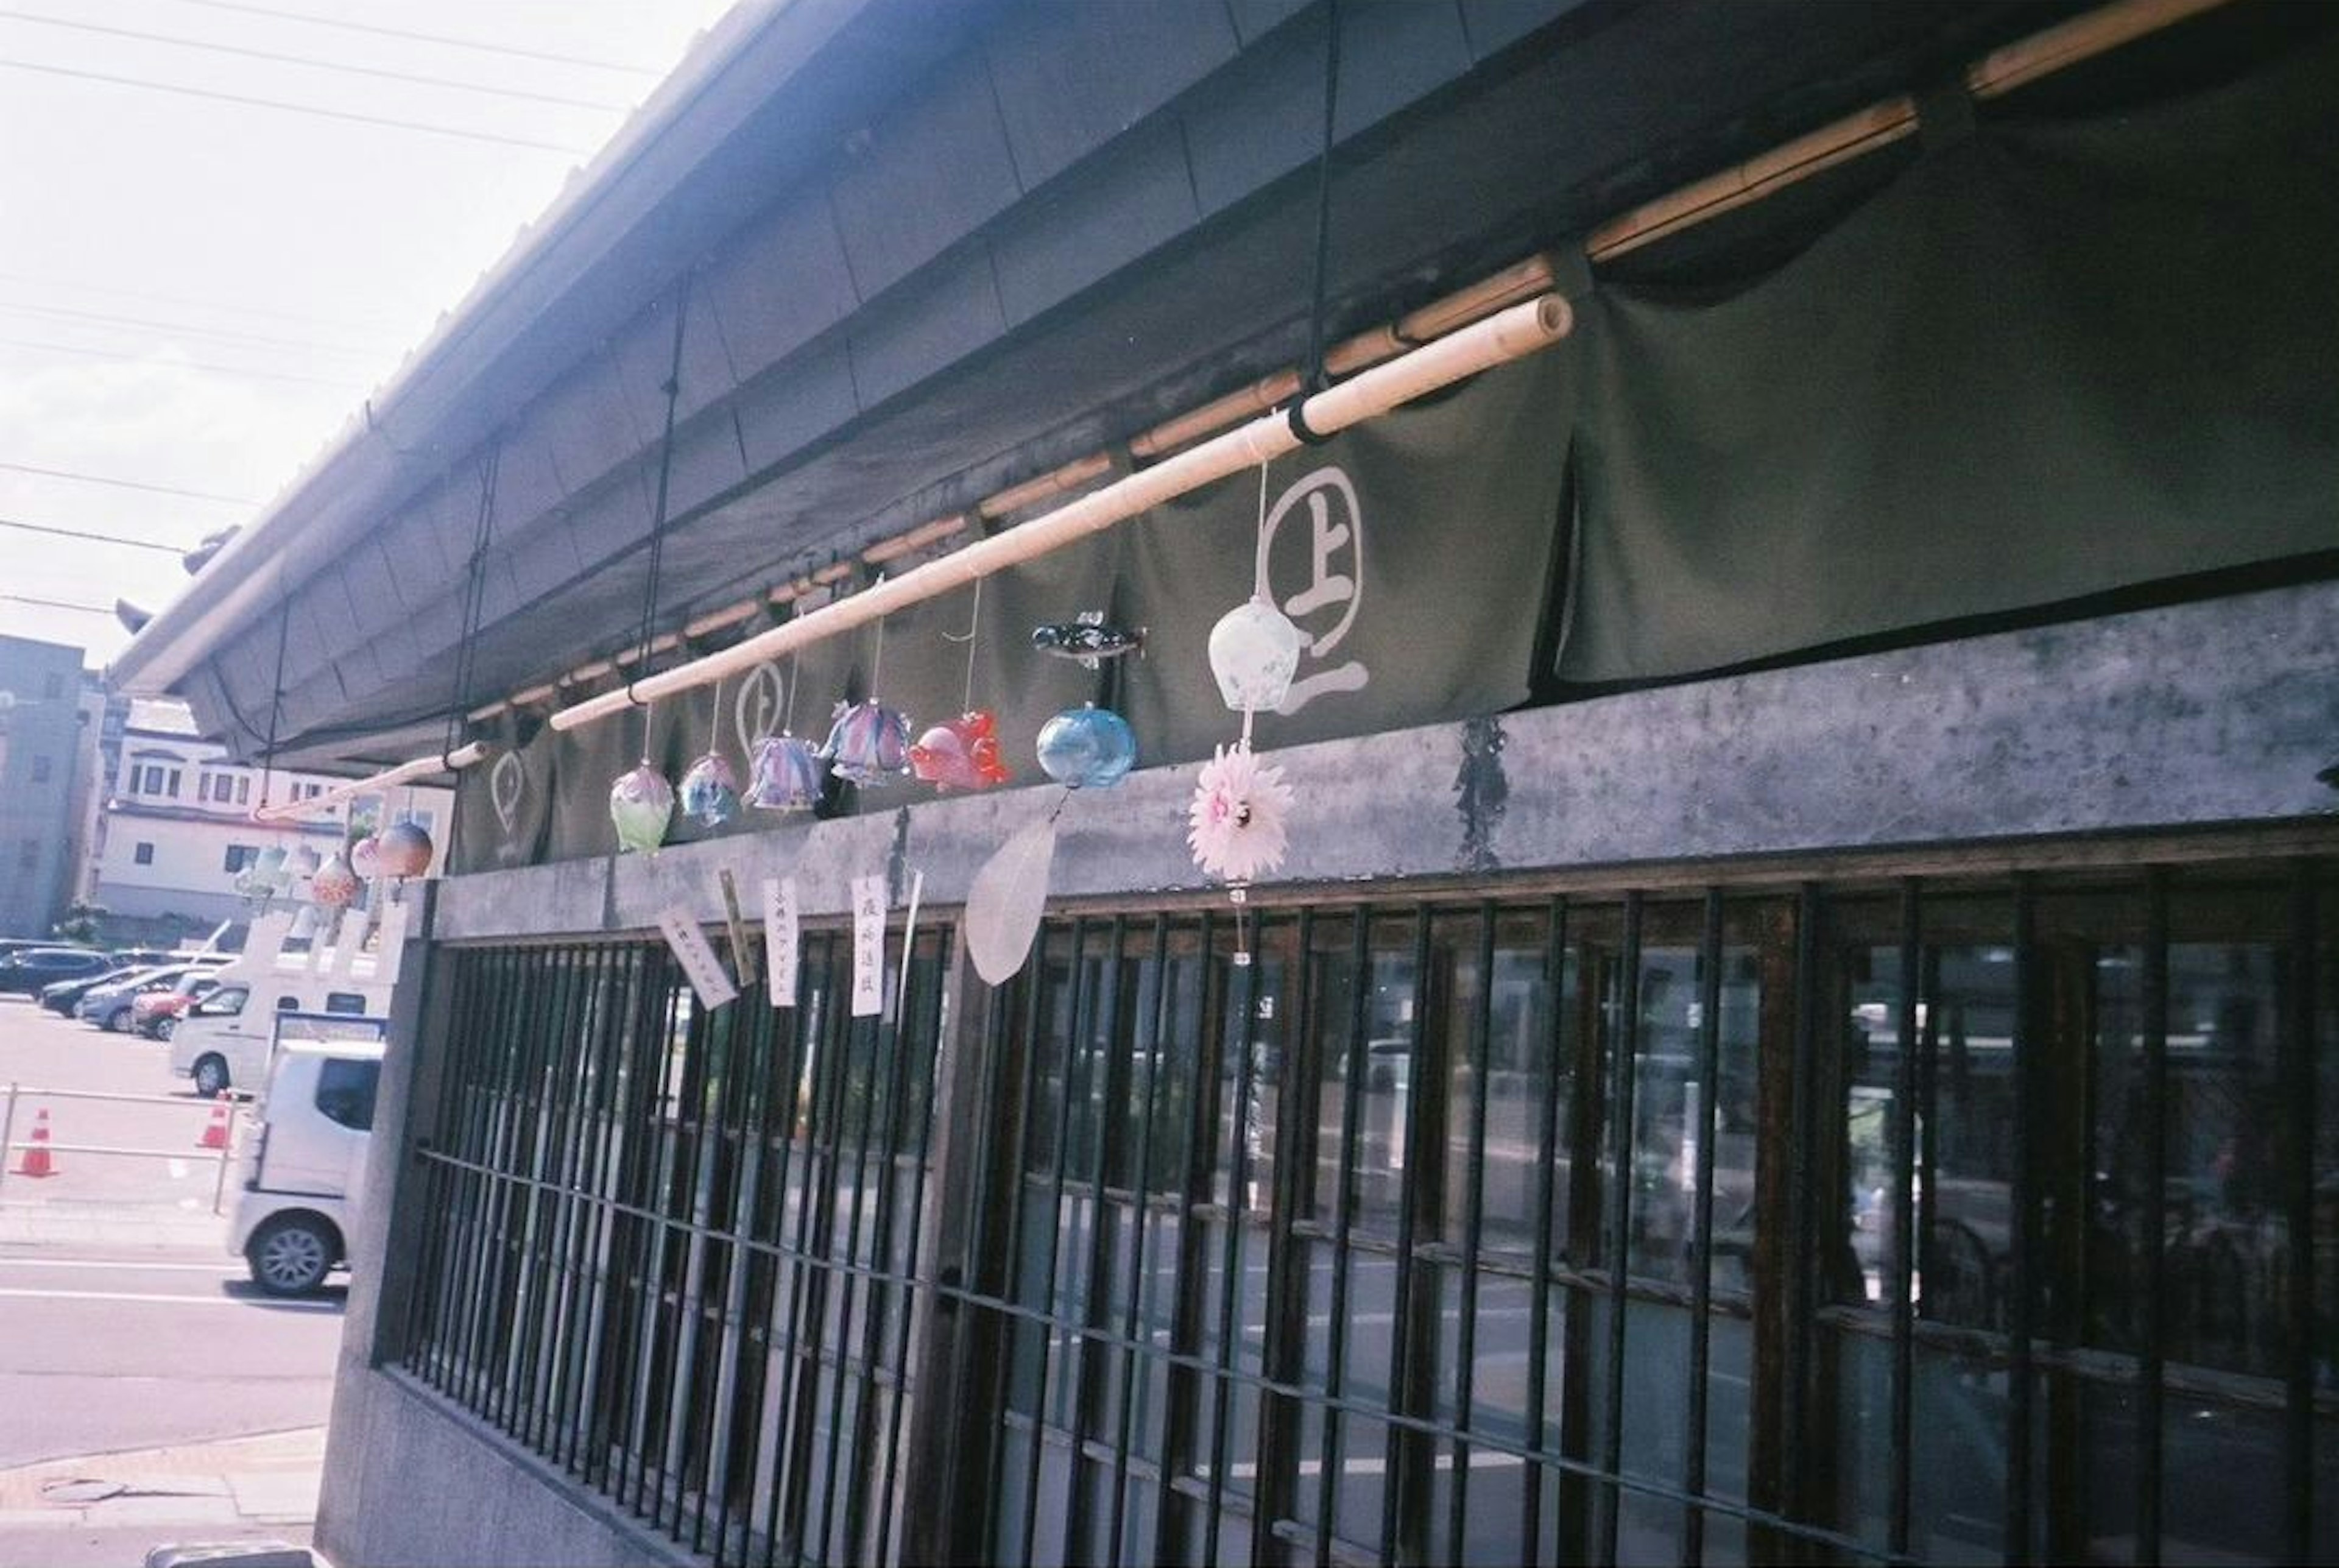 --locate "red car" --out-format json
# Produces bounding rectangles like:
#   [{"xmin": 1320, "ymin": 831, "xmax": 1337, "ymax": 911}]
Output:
[{"xmin": 135, "ymin": 972, "xmax": 222, "ymax": 1040}]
